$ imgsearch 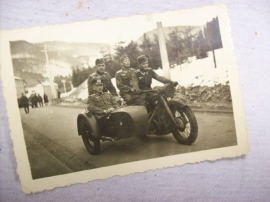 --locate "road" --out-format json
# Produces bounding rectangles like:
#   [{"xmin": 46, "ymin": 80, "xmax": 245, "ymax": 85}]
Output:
[{"xmin": 19, "ymin": 106, "xmax": 237, "ymax": 179}]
